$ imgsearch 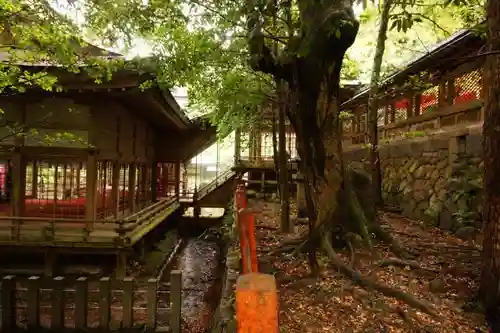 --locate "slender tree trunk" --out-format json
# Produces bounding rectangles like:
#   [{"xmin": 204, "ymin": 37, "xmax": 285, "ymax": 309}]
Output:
[
  {"xmin": 278, "ymin": 80, "xmax": 291, "ymax": 233},
  {"xmin": 272, "ymin": 107, "xmax": 280, "ymax": 195},
  {"xmin": 480, "ymin": 0, "xmax": 500, "ymax": 329},
  {"xmin": 368, "ymin": 0, "xmax": 393, "ymax": 208}
]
